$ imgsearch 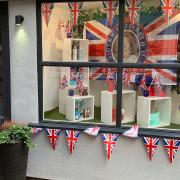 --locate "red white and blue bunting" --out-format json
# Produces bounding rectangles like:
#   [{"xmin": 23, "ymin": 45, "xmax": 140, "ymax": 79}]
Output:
[
  {"xmin": 32, "ymin": 127, "xmax": 43, "ymax": 135},
  {"xmin": 163, "ymin": 138, "xmax": 180, "ymax": 163},
  {"xmin": 65, "ymin": 130, "xmax": 80, "ymax": 154}
]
